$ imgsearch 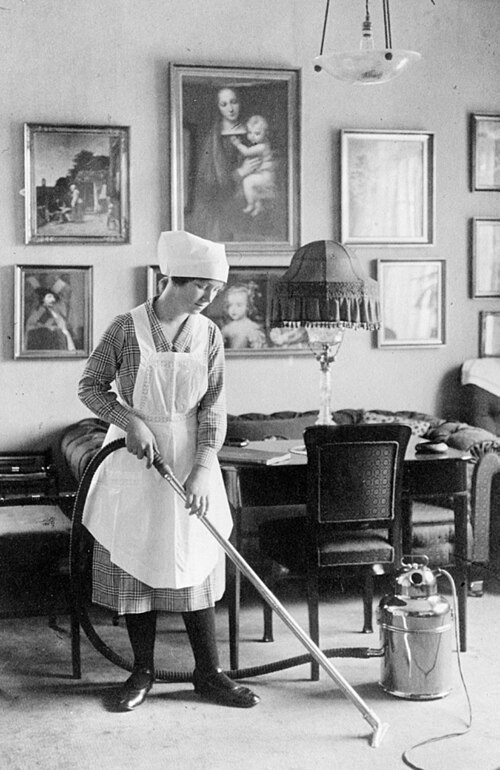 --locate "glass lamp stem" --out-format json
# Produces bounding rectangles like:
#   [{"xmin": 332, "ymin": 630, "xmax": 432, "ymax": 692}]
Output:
[{"xmin": 316, "ymin": 344, "xmax": 335, "ymax": 425}]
